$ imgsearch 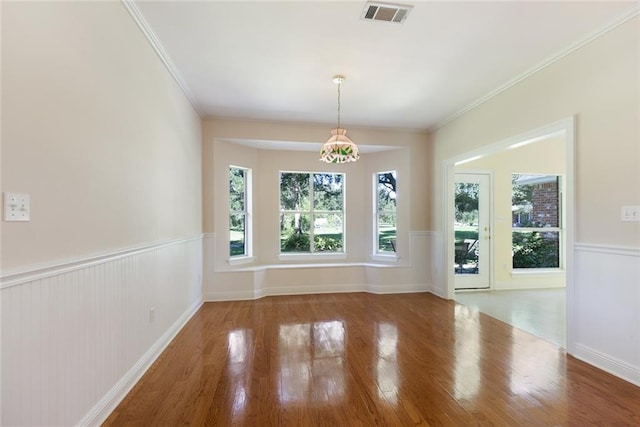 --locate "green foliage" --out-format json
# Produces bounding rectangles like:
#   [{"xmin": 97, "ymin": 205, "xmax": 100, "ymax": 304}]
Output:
[
  {"xmin": 378, "ymin": 229, "xmax": 396, "ymax": 252},
  {"xmin": 229, "ymin": 168, "xmax": 246, "ymax": 212},
  {"xmin": 229, "ymin": 168, "xmax": 247, "ymax": 257},
  {"xmin": 229, "ymin": 241, "xmax": 245, "ymax": 256},
  {"xmin": 280, "ymin": 172, "xmax": 344, "ymax": 253},
  {"xmin": 511, "ymin": 174, "xmax": 534, "ymax": 207},
  {"xmin": 313, "ymin": 173, "xmax": 343, "ymax": 211},
  {"xmin": 280, "ymin": 173, "xmax": 310, "ymax": 211},
  {"xmin": 282, "ymin": 233, "xmax": 310, "ymax": 252},
  {"xmin": 314, "ymin": 234, "xmax": 343, "ymax": 252},
  {"xmin": 454, "ymin": 229, "xmax": 479, "ymax": 242},
  {"xmin": 454, "ymin": 183, "xmax": 479, "ymax": 222},
  {"xmin": 512, "ymin": 232, "xmax": 559, "ymax": 268},
  {"xmin": 280, "ymin": 213, "xmax": 310, "ymax": 237},
  {"xmin": 377, "ymin": 172, "xmax": 397, "ymax": 211}
]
